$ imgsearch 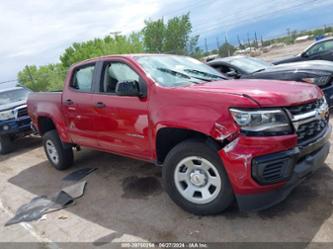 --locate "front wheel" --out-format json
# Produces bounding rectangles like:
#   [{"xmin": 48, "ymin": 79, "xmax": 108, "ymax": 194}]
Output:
[
  {"xmin": 163, "ymin": 140, "xmax": 234, "ymax": 215},
  {"xmin": 0, "ymin": 135, "xmax": 14, "ymax": 155},
  {"xmin": 43, "ymin": 130, "xmax": 73, "ymax": 170}
]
